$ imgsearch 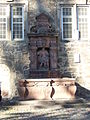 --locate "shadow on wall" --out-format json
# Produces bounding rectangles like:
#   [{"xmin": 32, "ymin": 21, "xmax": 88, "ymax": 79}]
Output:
[{"xmin": 75, "ymin": 82, "xmax": 90, "ymax": 100}]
